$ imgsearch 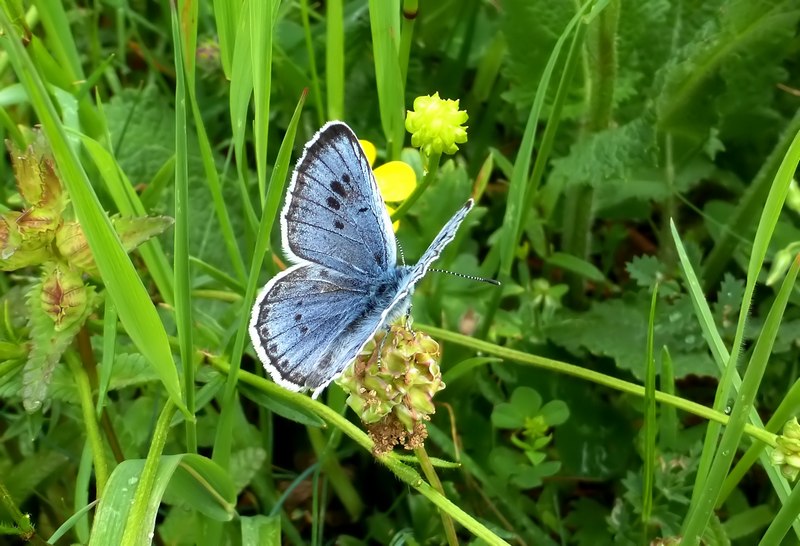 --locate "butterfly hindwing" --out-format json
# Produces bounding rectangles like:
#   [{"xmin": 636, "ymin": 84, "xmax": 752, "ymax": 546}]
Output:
[
  {"xmin": 282, "ymin": 122, "xmax": 396, "ymax": 277},
  {"xmin": 249, "ymin": 264, "xmax": 374, "ymax": 391}
]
